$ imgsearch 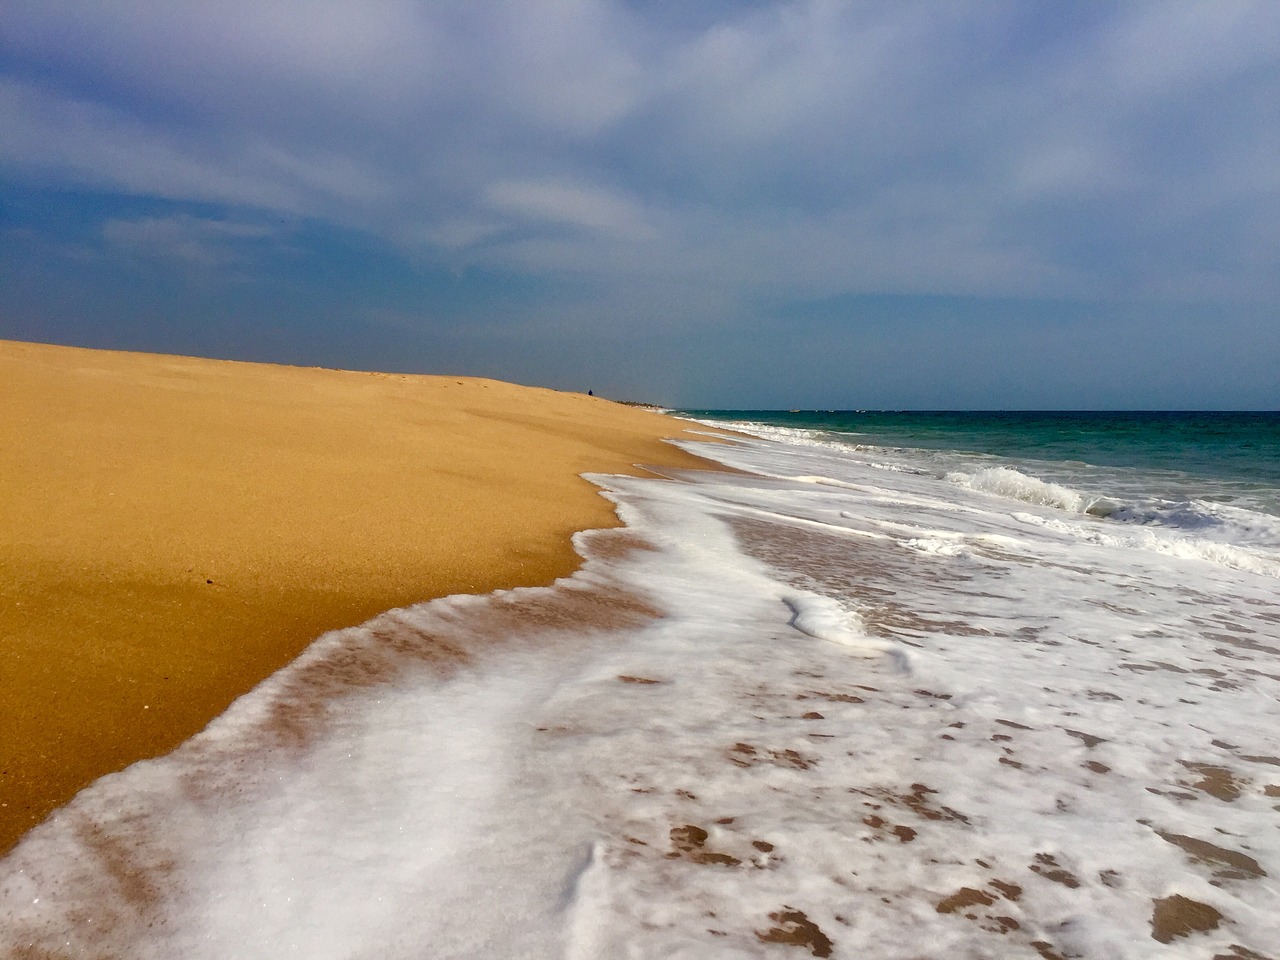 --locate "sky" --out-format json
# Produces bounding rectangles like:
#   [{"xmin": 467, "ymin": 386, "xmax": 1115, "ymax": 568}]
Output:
[{"xmin": 2, "ymin": 0, "xmax": 1278, "ymax": 409}]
